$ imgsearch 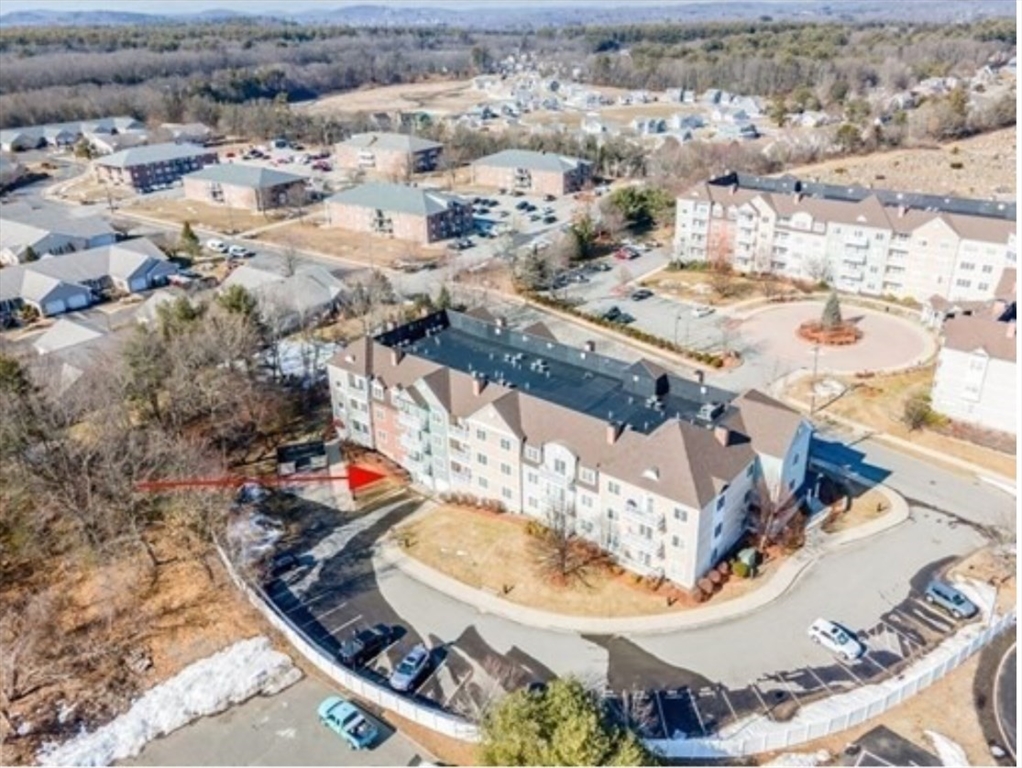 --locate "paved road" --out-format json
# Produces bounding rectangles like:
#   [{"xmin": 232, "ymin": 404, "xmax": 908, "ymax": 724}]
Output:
[
  {"xmin": 119, "ymin": 675, "xmax": 426, "ymax": 767},
  {"xmin": 996, "ymin": 643, "xmax": 1016, "ymax": 759}
]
